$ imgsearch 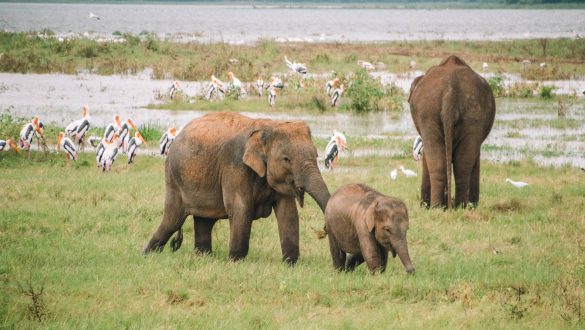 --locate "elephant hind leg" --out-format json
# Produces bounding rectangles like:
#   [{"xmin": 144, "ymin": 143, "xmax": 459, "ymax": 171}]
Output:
[
  {"xmin": 194, "ymin": 217, "xmax": 218, "ymax": 254},
  {"xmin": 142, "ymin": 187, "xmax": 187, "ymax": 254},
  {"xmin": 468, "ymin": 154, "xmax": 481, "ymax": 207}
]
